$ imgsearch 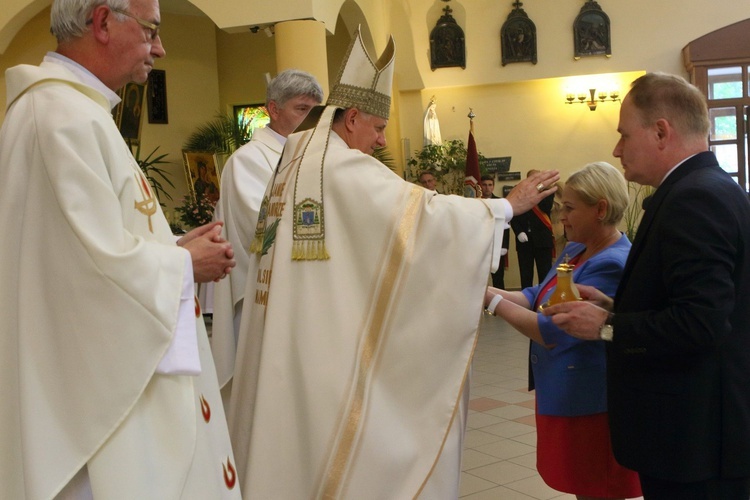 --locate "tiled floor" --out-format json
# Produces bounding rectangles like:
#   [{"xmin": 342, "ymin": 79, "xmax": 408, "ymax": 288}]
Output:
[{"xmin": 463, "ymin": 314, "xmax": 643, "ymax": 500}]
